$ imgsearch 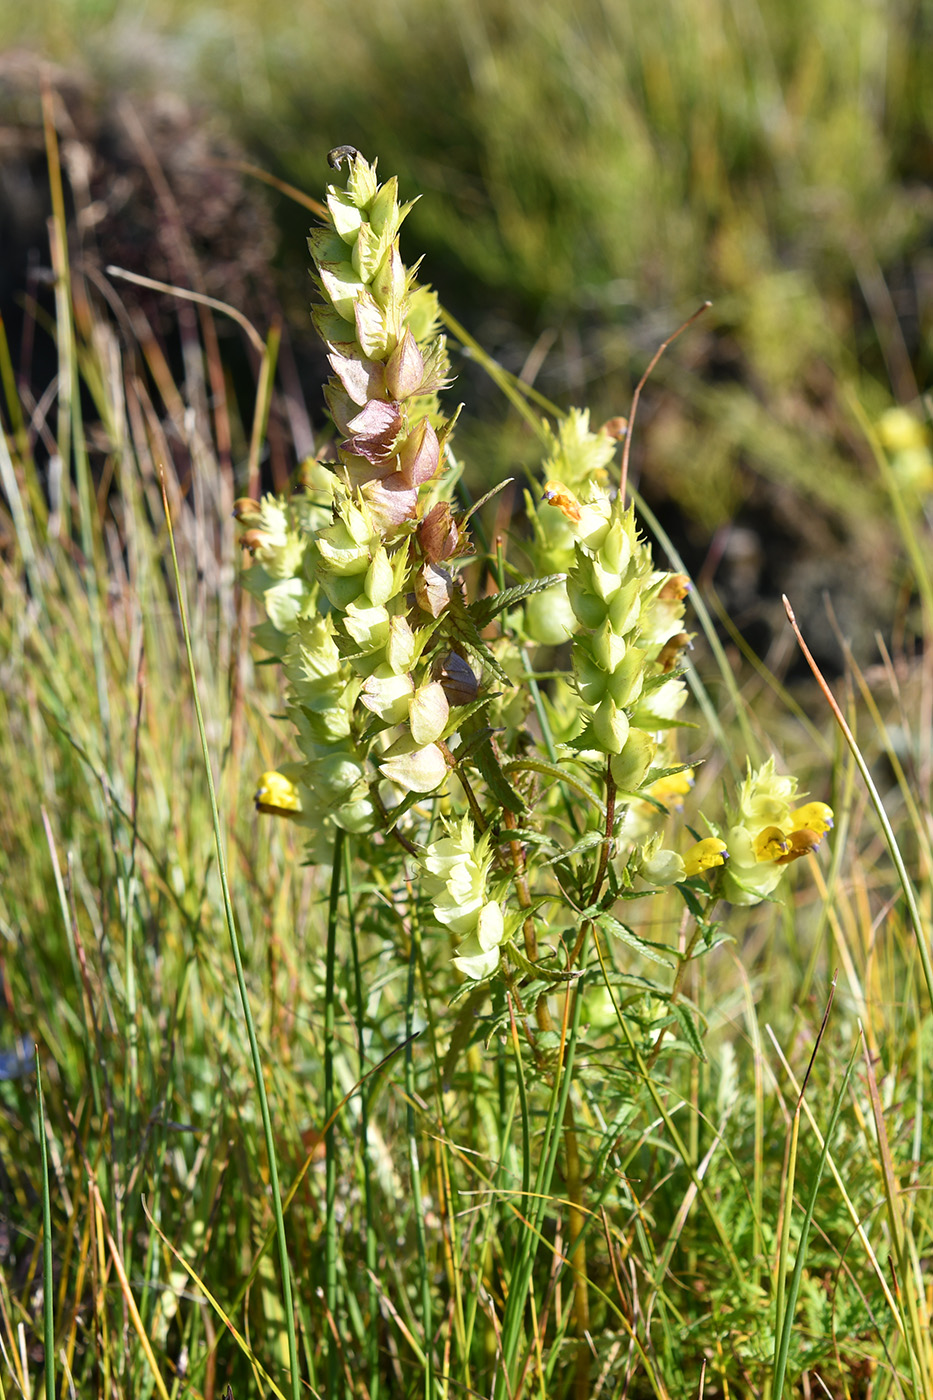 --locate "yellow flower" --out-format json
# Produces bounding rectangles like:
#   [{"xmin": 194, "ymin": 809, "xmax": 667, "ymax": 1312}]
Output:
[
  {"xmin": 789, "ymin": 802, "xmax": 834, "ymax": 838},
  {"xmin": 649, "ymin": 770, "xmax": 694, "ymax": 806},
  {"xmin": 683, "ymin": 837, "xmax": 729, "ymax": 878},
  {"xmin": 753, "ymin": 826, "xmax": 790, "ymax": 861},
  {"xmin": 722, "ymin": 763, "xmax": 834, "ymax": 904},
  {"xmin": 255, "ymin": 770, "xmax": 303, "ymax": 816}
]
